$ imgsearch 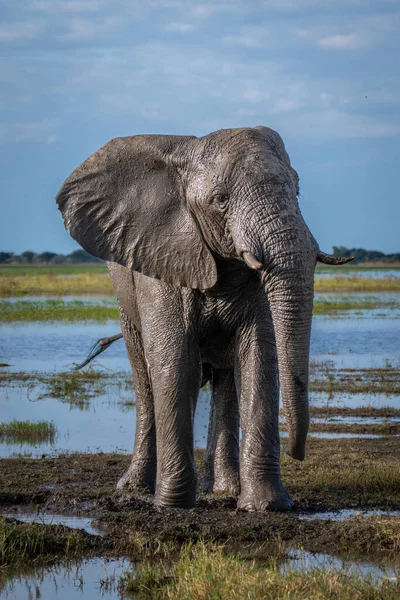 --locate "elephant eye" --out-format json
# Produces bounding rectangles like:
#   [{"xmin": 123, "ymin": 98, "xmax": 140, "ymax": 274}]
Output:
[{"xmin": 211, "ymin": 193, "xmax": 229, "ymax": 209}]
